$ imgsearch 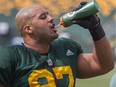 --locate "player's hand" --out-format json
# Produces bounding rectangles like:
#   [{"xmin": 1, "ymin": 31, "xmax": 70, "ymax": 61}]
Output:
[
  {"xmin": 71, "ymin": 2, "xmax": 87, "ymax": 11},
  {"xmin": 72, "ymin": 2, "xmax": 100, "ymax": 29}
]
